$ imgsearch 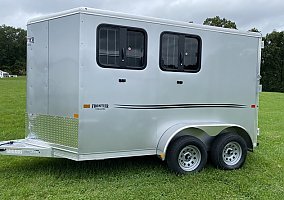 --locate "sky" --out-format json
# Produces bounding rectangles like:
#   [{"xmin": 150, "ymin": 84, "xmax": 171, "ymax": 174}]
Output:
[{"xmin": 0, "ymin": 0, "xmax": 283, "ymax": 35}]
